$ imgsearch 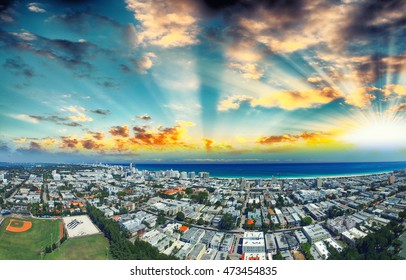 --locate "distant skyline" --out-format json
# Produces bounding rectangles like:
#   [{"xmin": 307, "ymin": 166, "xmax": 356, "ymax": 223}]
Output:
[{"xmin": 1, "ymin": 0, "xmax": 406, "ymax": 163}]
